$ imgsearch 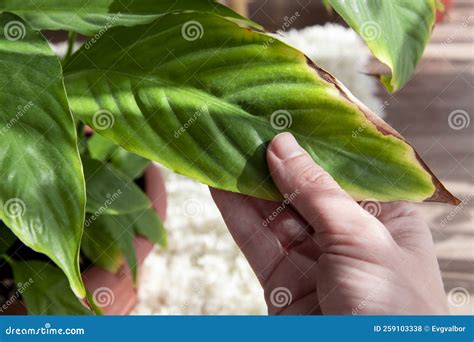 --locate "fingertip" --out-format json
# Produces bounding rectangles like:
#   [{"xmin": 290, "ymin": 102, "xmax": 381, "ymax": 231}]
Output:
[{"xmin": 268, "ymin": 132, "xmax": 306, "ymax": 161}]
